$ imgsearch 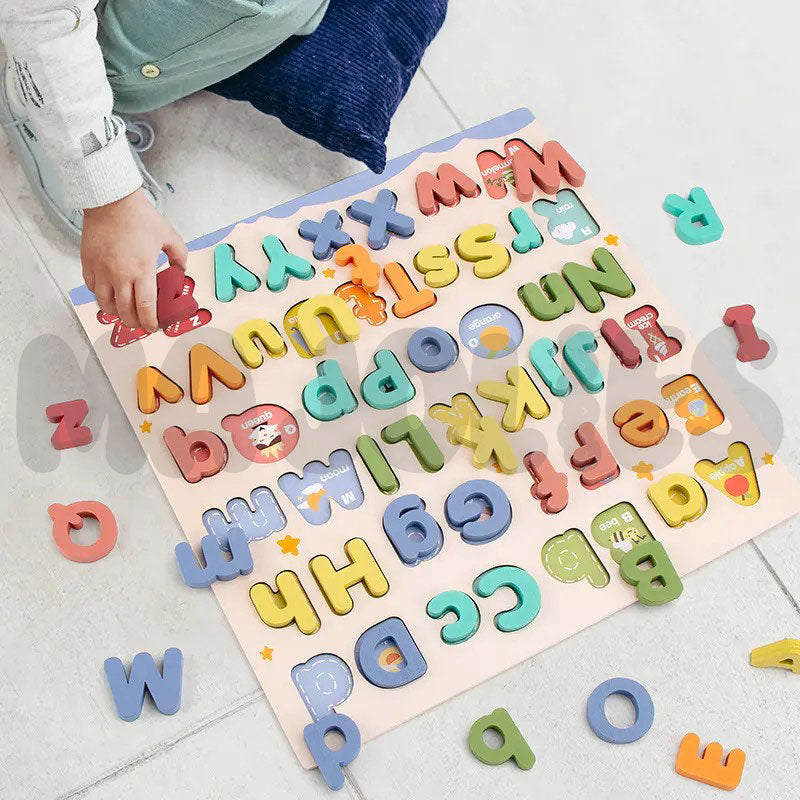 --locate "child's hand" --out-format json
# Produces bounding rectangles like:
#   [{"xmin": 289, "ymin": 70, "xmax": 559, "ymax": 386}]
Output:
[{"xmin": 81, "ymin": 189, "xmax": 188, "ymax": 332}]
